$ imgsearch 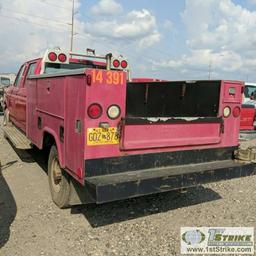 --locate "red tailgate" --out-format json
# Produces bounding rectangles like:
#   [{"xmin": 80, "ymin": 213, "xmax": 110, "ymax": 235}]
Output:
[{"xmin": 121, "ymin": 119, "xmax": 221, "ymax": 150}]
